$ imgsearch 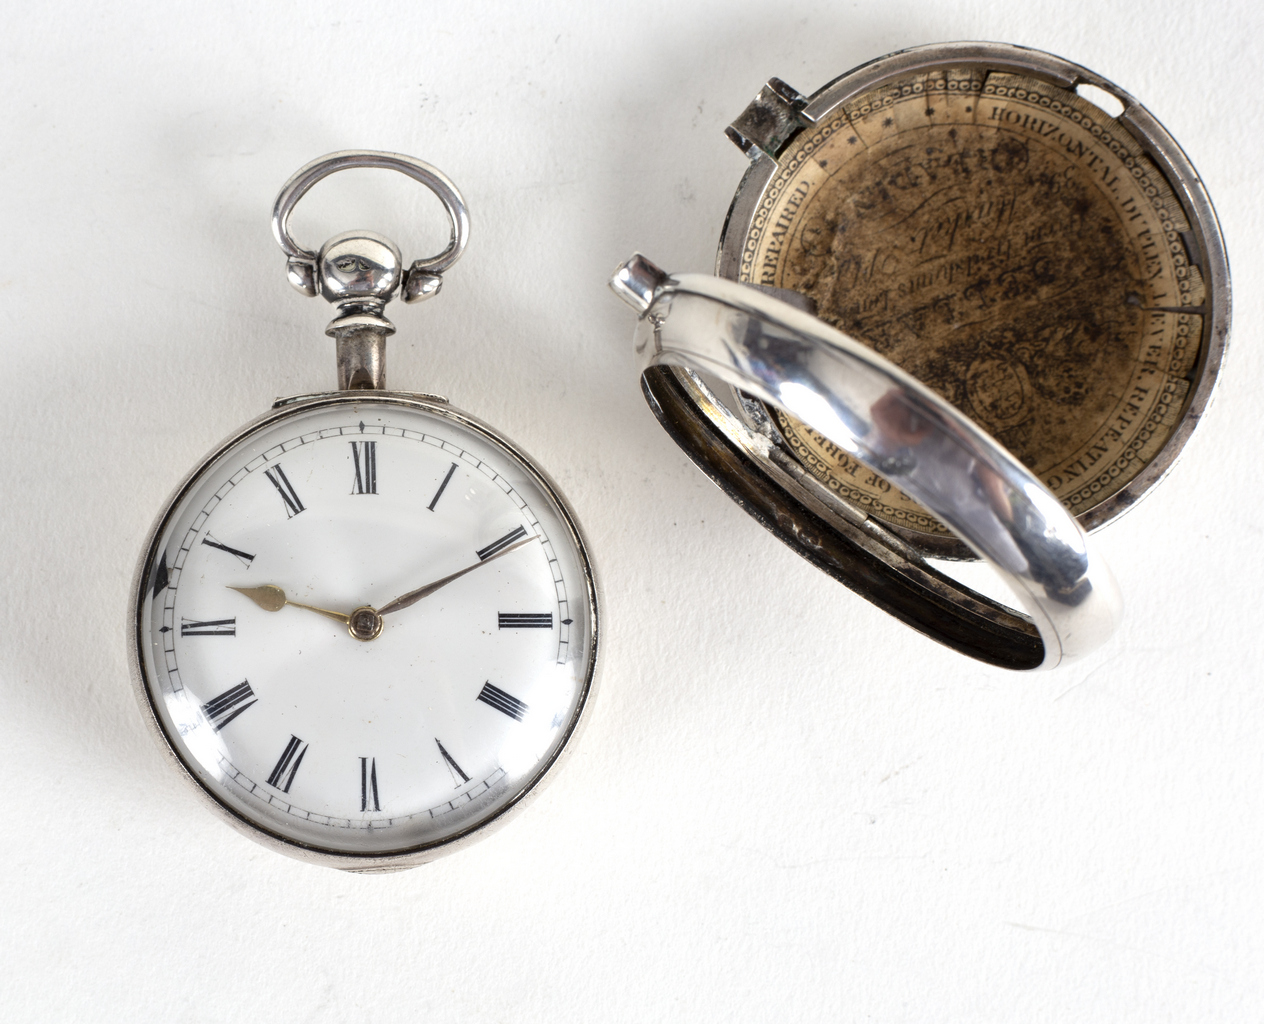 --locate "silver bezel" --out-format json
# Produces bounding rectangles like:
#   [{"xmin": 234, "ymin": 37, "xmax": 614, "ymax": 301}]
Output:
[
  {"xmin": 616, "ymin": 265, "xmax": 1123, "ymax": 667},
  {"xmin": 128, "ymin": 391, "xmax": 602, "ymax": 872},
  {"xmin": 717, "ymin": 41, "xmax": 1231, "ymax": 550}
]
